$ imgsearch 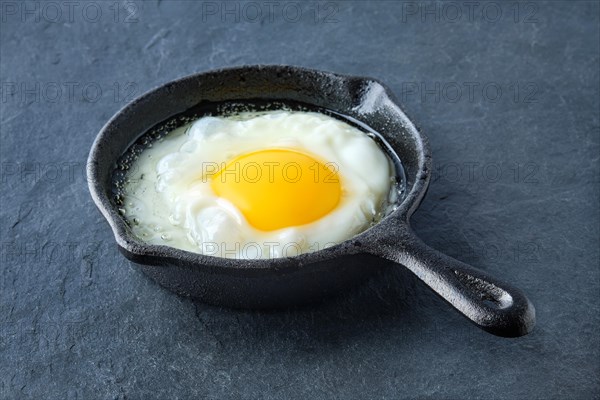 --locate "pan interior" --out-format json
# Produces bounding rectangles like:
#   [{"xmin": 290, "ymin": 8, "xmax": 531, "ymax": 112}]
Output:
[{"xmin": 111, "ymin": 99, "xmax": 407, "ymax": 246}]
